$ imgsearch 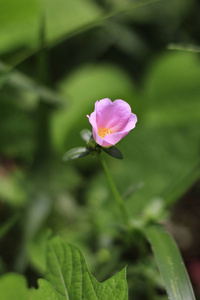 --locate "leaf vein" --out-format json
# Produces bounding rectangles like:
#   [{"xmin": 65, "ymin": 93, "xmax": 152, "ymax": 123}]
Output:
[{"xmin": 51, "ymin": 244, "xmax": 70, "ymax": 300}]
